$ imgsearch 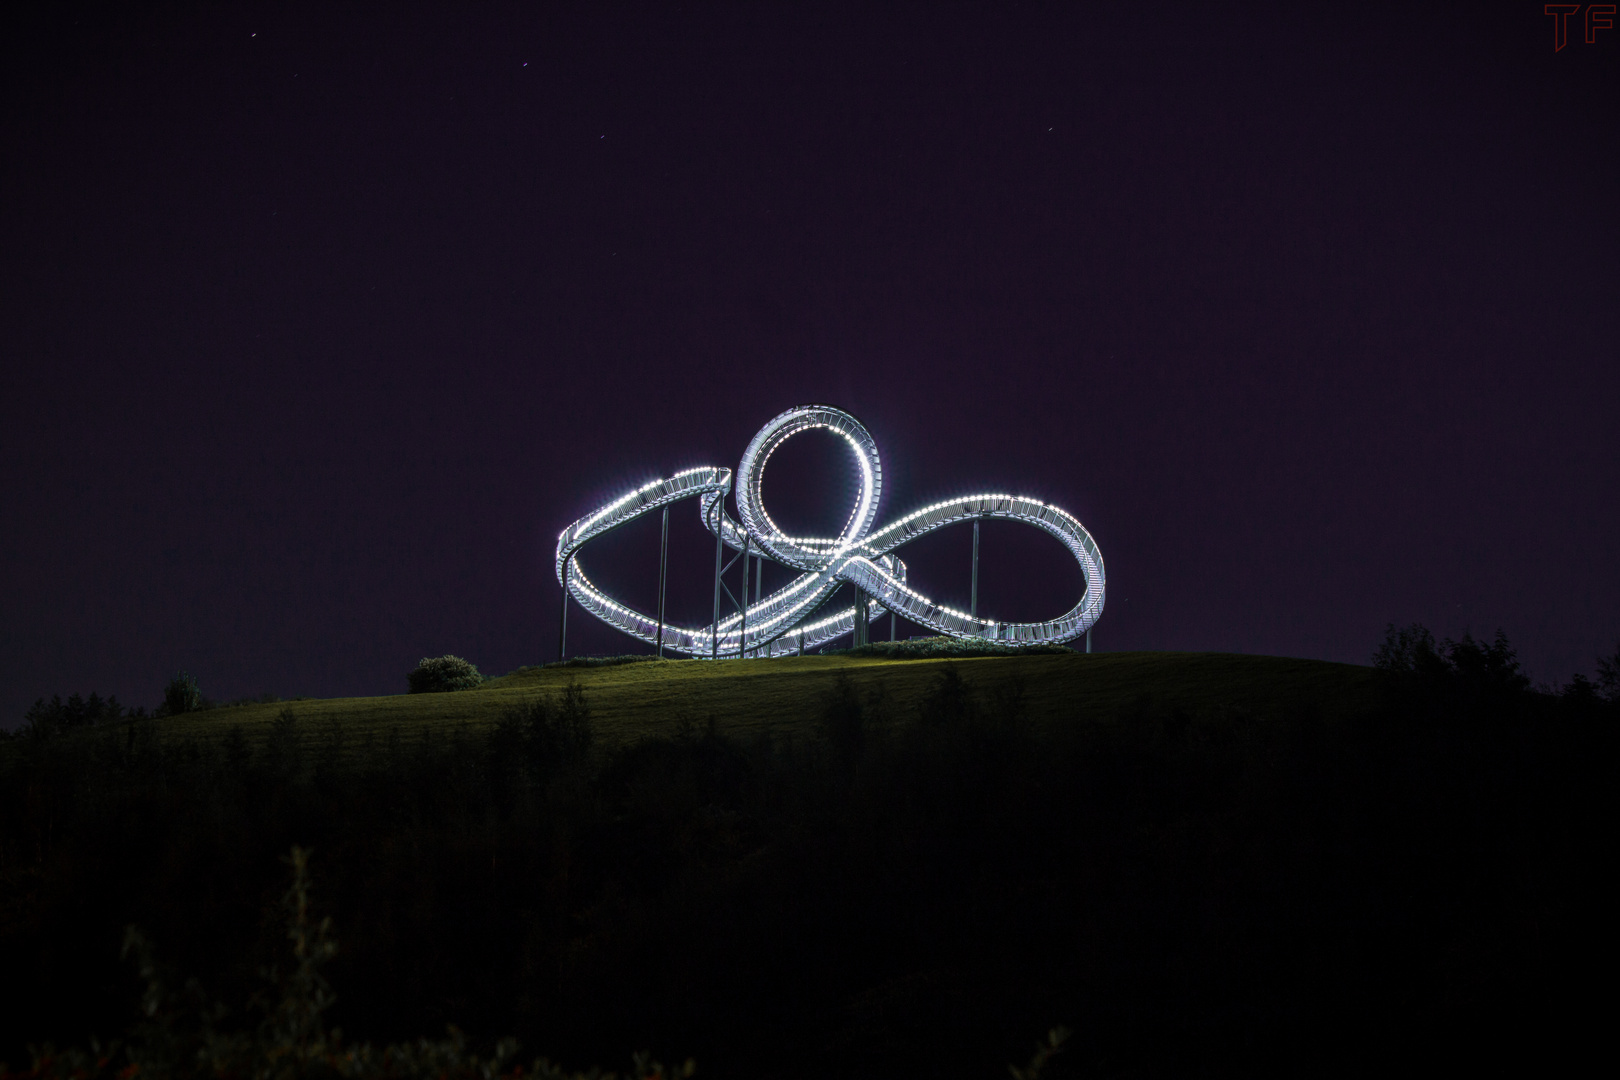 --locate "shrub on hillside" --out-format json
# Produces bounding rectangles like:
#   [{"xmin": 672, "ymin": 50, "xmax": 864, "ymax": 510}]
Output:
[
  {"xmin": 407, "ymin": 655, "xmax": 484, "ymax": 694},
  {"xmin": 544, "ymin": 654, "xmax": 670, "ymax": 670},
  {"xmin": 545, "ymin": 654, "xmax": 675, "ymax": 670},
  {"xmin": 825, "ymin": 637, "xmax": 1075, "ymax": 660}
]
